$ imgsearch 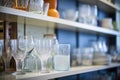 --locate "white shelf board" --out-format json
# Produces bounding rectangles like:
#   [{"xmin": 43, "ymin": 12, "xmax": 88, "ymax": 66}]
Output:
[
  {"xmin": 1, "ymin": 63, "xmax": 120, "ymax": 80},
  {"xmin": 0, "ymin": 6, "xmax": 120, "ymax": 36}
]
